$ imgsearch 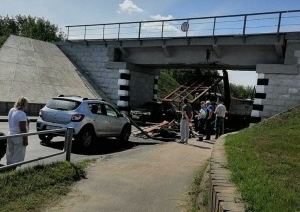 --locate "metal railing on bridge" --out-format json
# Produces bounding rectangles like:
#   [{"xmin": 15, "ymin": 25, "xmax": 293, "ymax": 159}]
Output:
[{"xmin": 66, "ymin": 10, "xmax": 300, "ymax": 41}]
